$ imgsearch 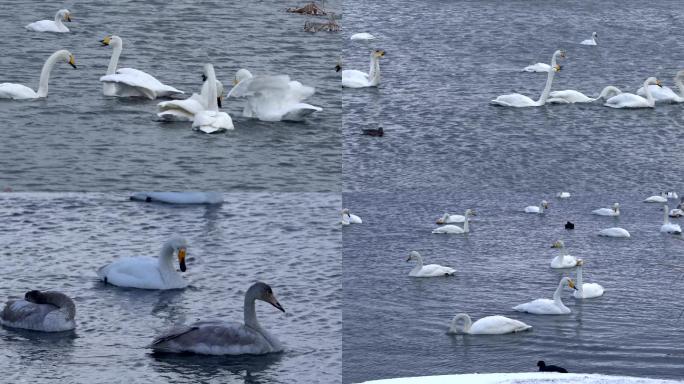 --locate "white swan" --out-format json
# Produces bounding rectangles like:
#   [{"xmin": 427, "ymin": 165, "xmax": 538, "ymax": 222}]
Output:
[
  {"xmin": 0, "ymin": 50, "xmax": 76, "ymax": 100},
  {"xmin": 548, "ymin": 86, "xmax": 623, "ymax": 104},
  {"xmin": 25, "ymin": 9, "xmax": 71, "ymax": 33},
  {"xmin": 350, "ymin": 32, "xmax": 375, "ymax": 41},
  {"xmin": 341, "ymin": 208, "xmax": 362, "ymax": 225},
  {"xmin": 342, "ymin": 49, "xmax": 385, "ymax": 88},
  {"xmin": 432, "ymin": 209, "xmax": 475, "ymax": 234},
  {"xmin": 157, "ymin": 78, "xmax": 224, "ymax": 122},
  {"xmin": 644, "ymin": 194, "xmax": 667, "ymax": 203},
  {"xmin": 522, "ymin": 63, "xmax": 551, "ymax": 73},
  {"xmin": 193, "ymin": 64, "xmax": 234, "ymax": 133},
  {"xmin": 573, "ymin": 259, "xmax": 604, "ymax": 299},
  {"xmin": 669, "ymin": 208, "xmax": 684, "ymax": 218},
  {"xmin": 0, "ymin": 290, "xmax": 75, "ymax": 332},
  {"xmin": 406, "ymin": 251, "xmax": 455, "ymax": 277},
  {"xmin": 592, "ymin": 202, "xmax": 620, "ymax": 216},
  {"xmin": 228, "ymin": 69, "xmax": 322, "ymax": 122},
  {"xmin": 549, "ymin": 240, "xmax": 578, "ymax": 269},
  {"xmin": 556, "ymin": 192, "xmax": 571, "ymax": 199},
  {"xmin": 524, "ymin": 200, "xmax": 548, "ymax": 214},
  {"xmin": 598, "ymin": 227, "xmax": 630, "ymax": 238},
  {"xmin": 636, "ymin": 71, "xmax": 684, "ymax": 103},
  {"xmin": 97, "ymin": 237, "xmax": 188, "ymax": 290},
  {"xmin": 605, "ymin": 77, "xmax": 661, "ymax": 108},
  {"xmin": 513, "ymin": 277, "xmax": 576, "ymax": 315},
  {"xmin": 492, "ymin": 50, "xmax": 564, "ymax": 107},
  {"xmin": 661, "ymin": 205, "xmax": 682, "ymax": 234},
  {"xmin": 666, "ymin": 191, "xmax": 679, "ymax": 199},
  {"xmin": 150, "ymin": 282, "xmax": 284, "ymax": 355},
  {"xmin": 436, "ymin": 212, "xmax": 466, "ymax": 224},
  {"xmin": 130, "ymin": 192, "xmax": 224, "ymax": 205},
  {"xmin": 580, "ymin": 32, "xmax": 598, "ymax": 46},
  {"xmin": 447, "ymin": 314, "xmax": 531, "ymax": 335},
  {"xmin": 99, "ymin": 35, "xmax": 183, "ymax": 99}
]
